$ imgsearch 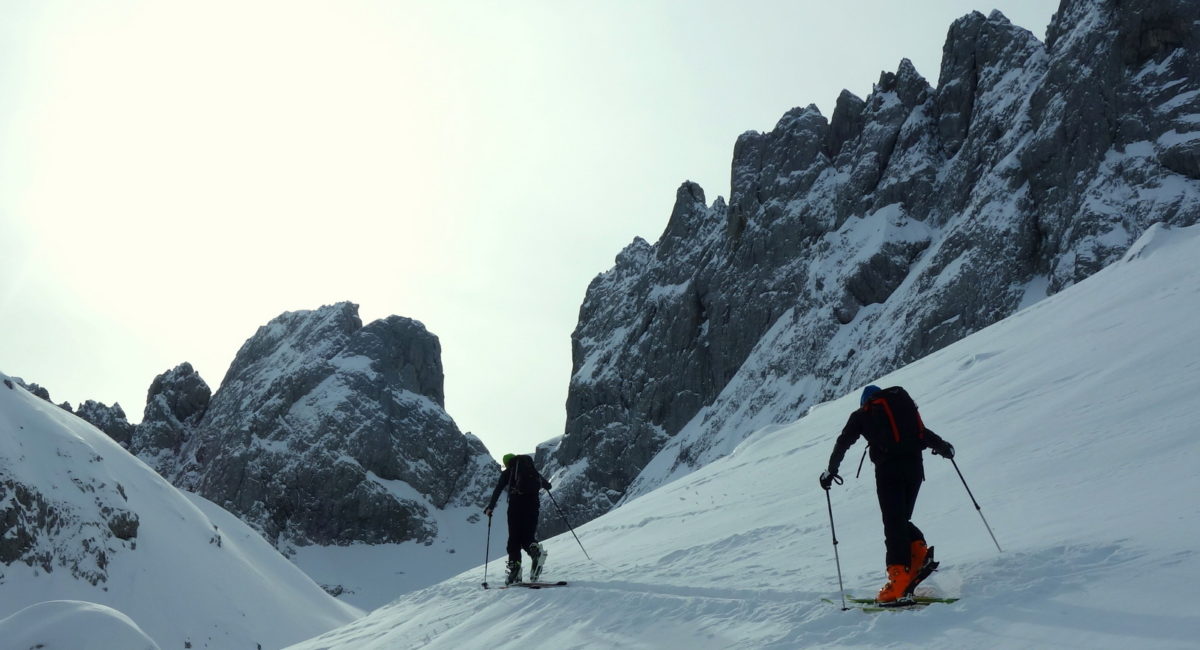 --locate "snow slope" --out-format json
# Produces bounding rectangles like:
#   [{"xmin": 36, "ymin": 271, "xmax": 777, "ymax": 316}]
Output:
[
  {"xmin": 290, "ymin": 223, "xmax": 1200, "ymax": 649},
  {"xmin": 287, "ymin": 502, "xmax": 508, "ymax": 610},
  {"xmin": 0, "ymin": 378, "xmax": 363, "ymax": 649},
  {"xmin": 0, "ymin": 600, "xmax": 160, "ymax": 650}
]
